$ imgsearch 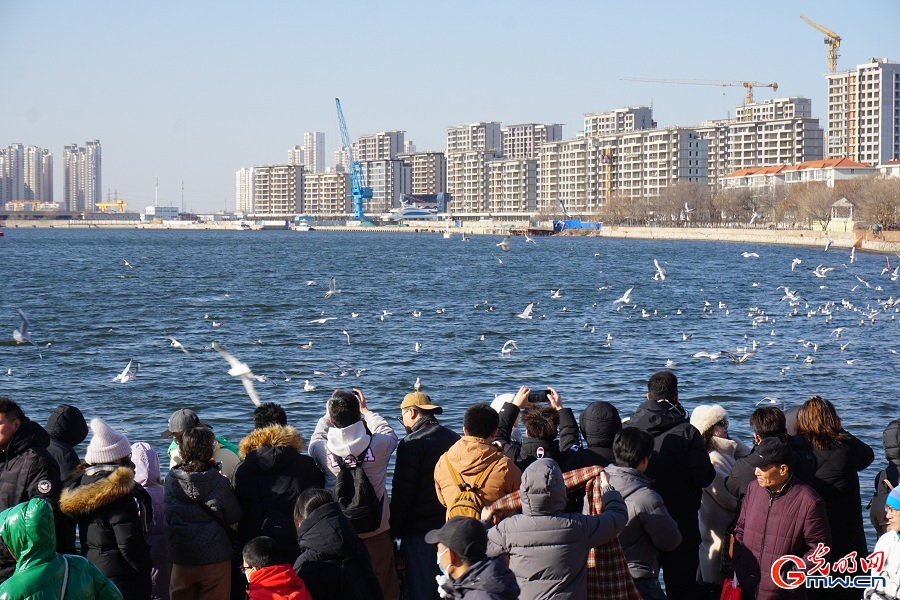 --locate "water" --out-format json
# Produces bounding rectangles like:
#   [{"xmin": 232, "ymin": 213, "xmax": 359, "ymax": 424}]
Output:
[{"xmin": 2, "ymin": 228, "xmax": 898, "ymax": 545}]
